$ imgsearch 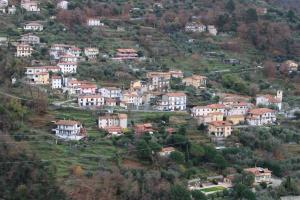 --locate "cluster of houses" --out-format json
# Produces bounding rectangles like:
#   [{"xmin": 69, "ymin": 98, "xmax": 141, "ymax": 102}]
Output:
[
  {"xmin": 187, "ymin": 166, "xmax": 272, "ymax": 195},
  {"xmin": 0, "ymin": 0, "xmax": 16, "ymax": 14},
  {"xmin": 191, "ymin": 91, "xmax": 282, "ymax": 138},
  {"xmin": 185, "ymin": 22, "xmax": 218, "ymax": 36}
]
